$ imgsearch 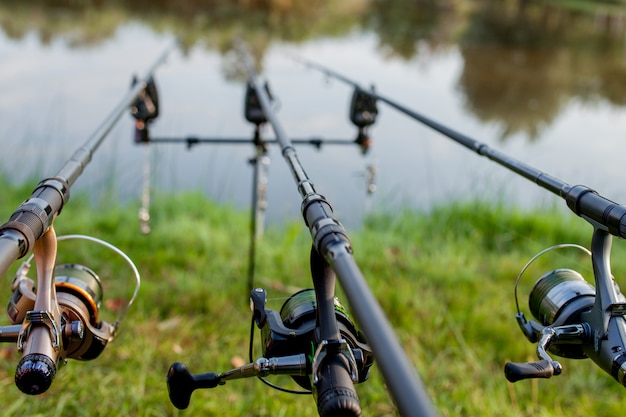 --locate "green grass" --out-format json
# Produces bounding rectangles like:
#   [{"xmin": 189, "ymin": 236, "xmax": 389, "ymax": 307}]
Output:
[{"xmin": 0, "ymin": 178, "xmax": 625, "ymax": 416}]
